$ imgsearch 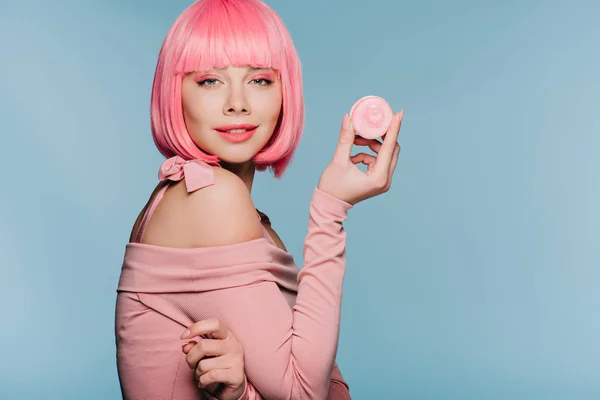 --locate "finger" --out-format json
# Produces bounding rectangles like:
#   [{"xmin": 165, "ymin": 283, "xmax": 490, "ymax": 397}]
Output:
[
  {"xmin": 186, "ymin": 339, "xmax": 225, "ymax": 369},
  {"xmin": 374, "ymin": 110, "xmax": 403, "ymax": 173},
  {"xmin": 350, "ymin": 153, "xmax": 377, "ymax": 171},
  {"xmin": 390, "ymin": 112, "xmax": 403, "ymax": 176},
  {"xmin": 181, "ymin": 318, "xmax": 229, "ymax": 340},
  {"xmin": 331, "ymin": 113, "xmax": 355, "ymax": 165},
  {"xmin": 388, "ymin": 143, "xmax": 401, "ymax": 183},
  {"xmin": 196, "ymin": 354, "xmax": 231, "ymax": 377},
  {"xmin": 182, "ymin": 341, "xmax": 197, "ymax": 354},
  {"xmin": 354, "ymin": 136, "xmax": 382, "ymax": 154},
  {"xmin": 198, "ymin": 368, "xmax": 236, "ymax": 389}
]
